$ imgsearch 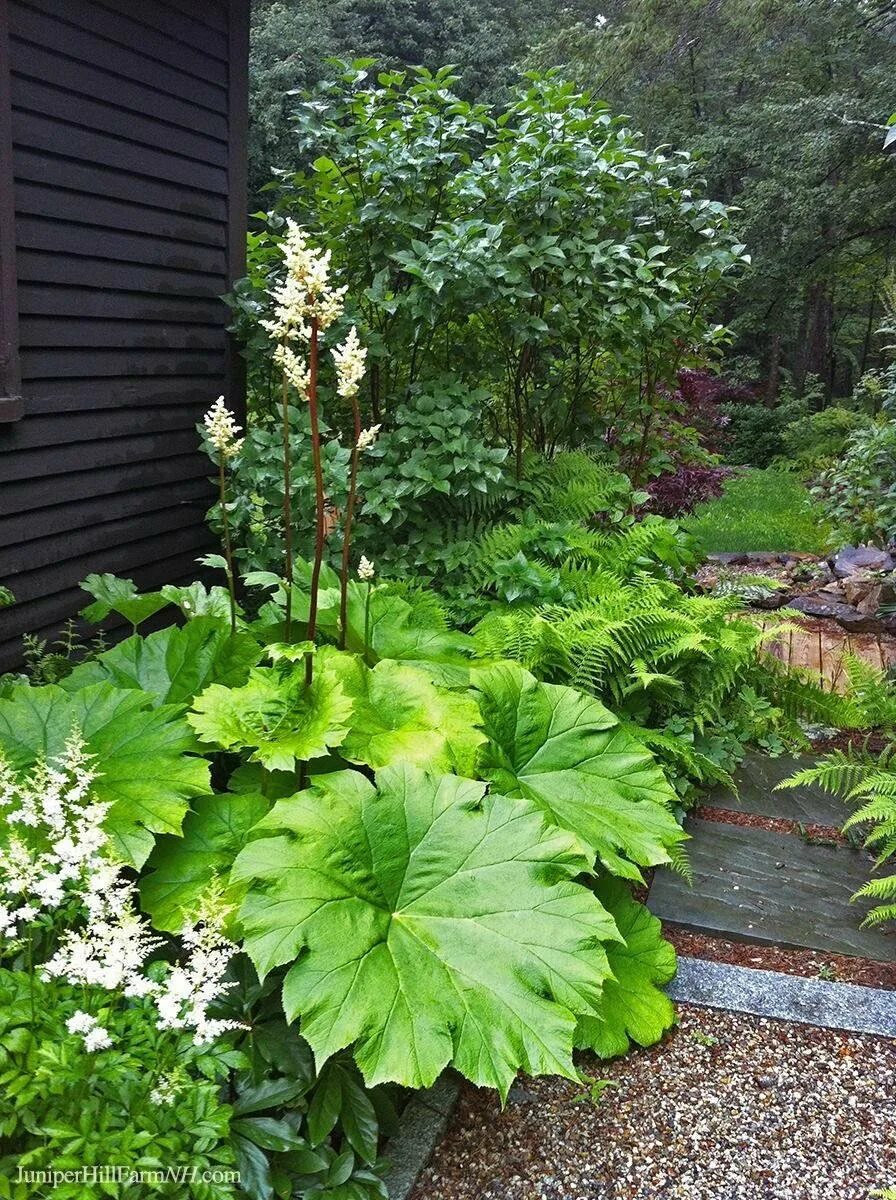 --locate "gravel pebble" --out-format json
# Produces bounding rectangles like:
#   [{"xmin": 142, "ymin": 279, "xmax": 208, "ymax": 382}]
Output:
[{"xmin": 410, "ymin": 1005, "xmax": 896, "ymax": 1200}]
